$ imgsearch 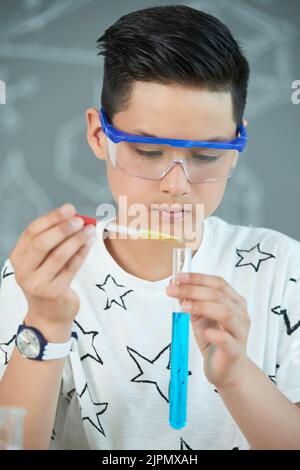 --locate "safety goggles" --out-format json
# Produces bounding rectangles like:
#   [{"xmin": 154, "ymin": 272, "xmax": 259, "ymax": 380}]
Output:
[{"xmin": 99, "ymin": 107, "xmax": 247, "ymax": 183}]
